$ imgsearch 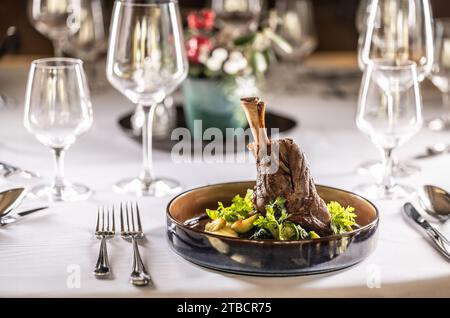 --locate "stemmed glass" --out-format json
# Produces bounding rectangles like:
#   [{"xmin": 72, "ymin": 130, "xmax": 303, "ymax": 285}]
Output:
[
  {"xmin": 357, "ymin": 0, "xmax": 434, "ymax": 178},
  {"xmin": 63, "ymin": 0, "xmax": 108, "ymax": 91},
  {"xmin": 24, "ymin": 58, "xmax": 93, "ymax": 202},
  {"xmin": 211, "ymin": 0, "xmax": 263, "ymax": 35},
  {"xmin": 355, "ymin": 60, "xmax": 423, "ymax": 199},
  {"xmin": 429, "ymin": 18, "xmax": 450, "ymax": 131},
  {"xmin": 271, "ymin": 0, "xmax": 317, "ymax": 62},
  {"xmin": 106, "ymin": 0, "xmax": 188, "ymax": 196},
  {"xmin": 28, "ymin": 0, "xmax": 81, "ymax": 57}
]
